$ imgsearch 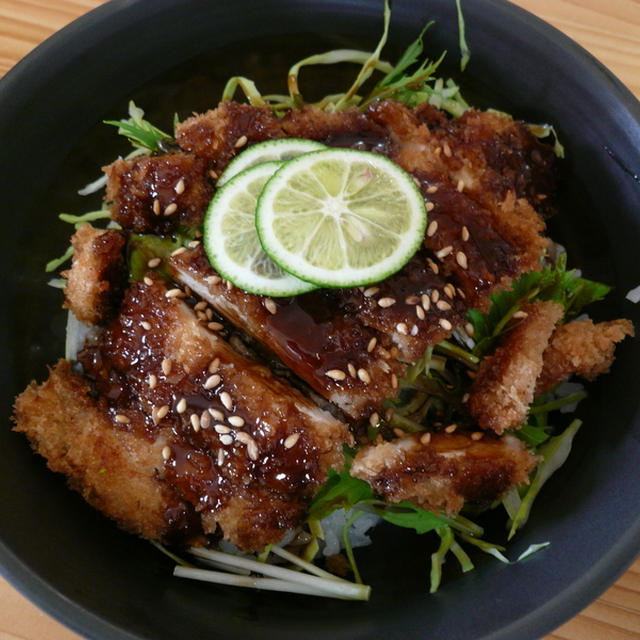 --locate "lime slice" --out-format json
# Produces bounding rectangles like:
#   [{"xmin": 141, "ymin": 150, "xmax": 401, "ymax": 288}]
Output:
[
  {"xmin": 203, "ymin": 161, "xmax": 317, "ymax": 297},
  {"xmin": 217, "ymin": 138, "xmax": 326, "ymax": 187},
  {"xmin": 256, "ymin": 149, "xmax": 427, "ymax": 288}
]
